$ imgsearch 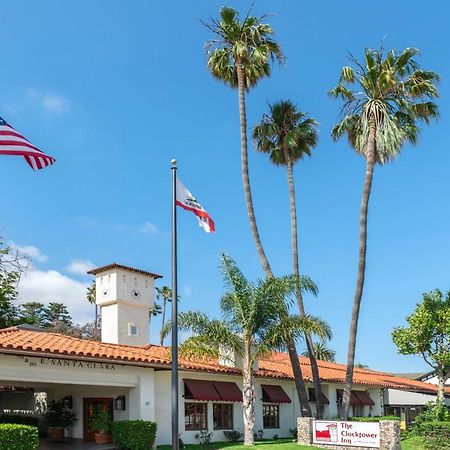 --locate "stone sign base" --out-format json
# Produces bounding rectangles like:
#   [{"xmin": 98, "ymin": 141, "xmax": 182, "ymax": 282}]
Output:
[{"xmin": 297, "ymin": 418, "xmax": 400, "ymax": 450}]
